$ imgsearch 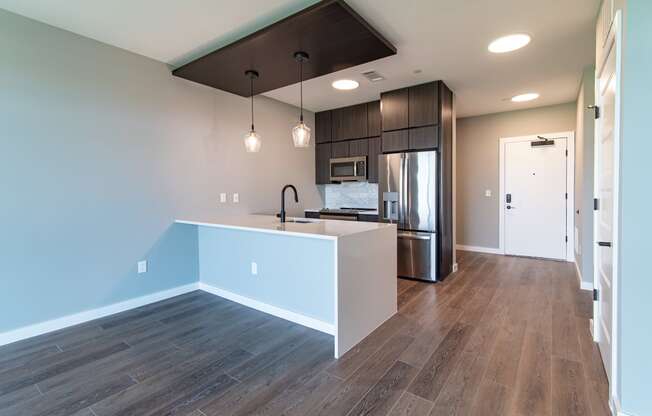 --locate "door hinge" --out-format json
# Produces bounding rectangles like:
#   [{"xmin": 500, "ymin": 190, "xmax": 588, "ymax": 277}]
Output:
[
  {"xmin": 593, "ymin": 289, "xmax": 599, "ymax": 301},
  {"xmin": 565, "ymin": 149, "xmax": 568, "ymax": 157},
  {"xmin": 594, "ymin": 198, "xmax": 599, "ymax": 211},
  {"xmin": 588, "ymin": 105, "xmax": 600, "ymax": 119},
  {"xmin": 565, "ymin": 235, "xmax": 568, "ymax": 242},
  {"xmin": 565, "ymin": 193, "xmax": 568, "ymax": 200}
]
